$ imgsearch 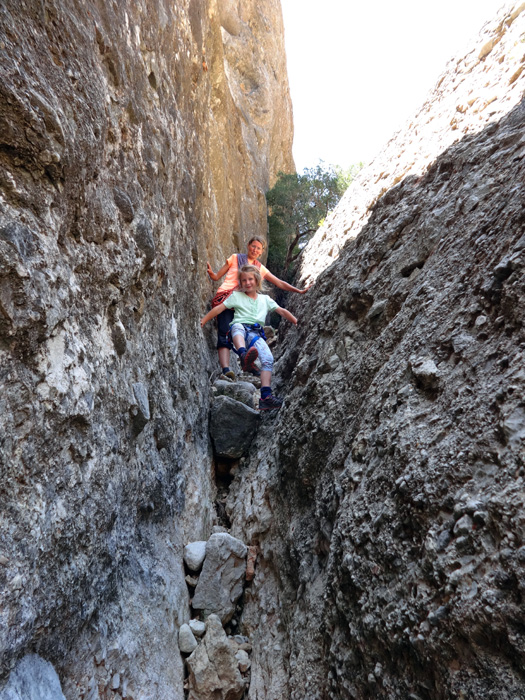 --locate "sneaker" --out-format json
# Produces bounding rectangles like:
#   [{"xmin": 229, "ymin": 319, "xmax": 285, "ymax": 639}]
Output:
[
  {"xmin": 259, "ymin": 394, "xmax": 283, "ymax": 411},
  {"xmin": 241, "ymin": 347, "xmax": 259, "ymax": 373},
  {"xmin": 222, "ymin": 369, "xmax": 235, "ymax": 380},
  {"xmin": 248, "ymin": 366, "xmax": 261, "ymax": 377}
]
